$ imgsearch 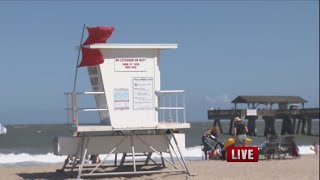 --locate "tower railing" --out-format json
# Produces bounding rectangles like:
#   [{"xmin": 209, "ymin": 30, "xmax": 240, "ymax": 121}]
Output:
[
  {"xmin": 65, "ymin": 90, "xmax": 187, "ymax": 128},
  {"xmin": 155, "ymin": 90, "xmax": 186, "ymax": 124},
  {"xmin": 64, "ymin": 91, "xmax": 108, "ymax": 128}
]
